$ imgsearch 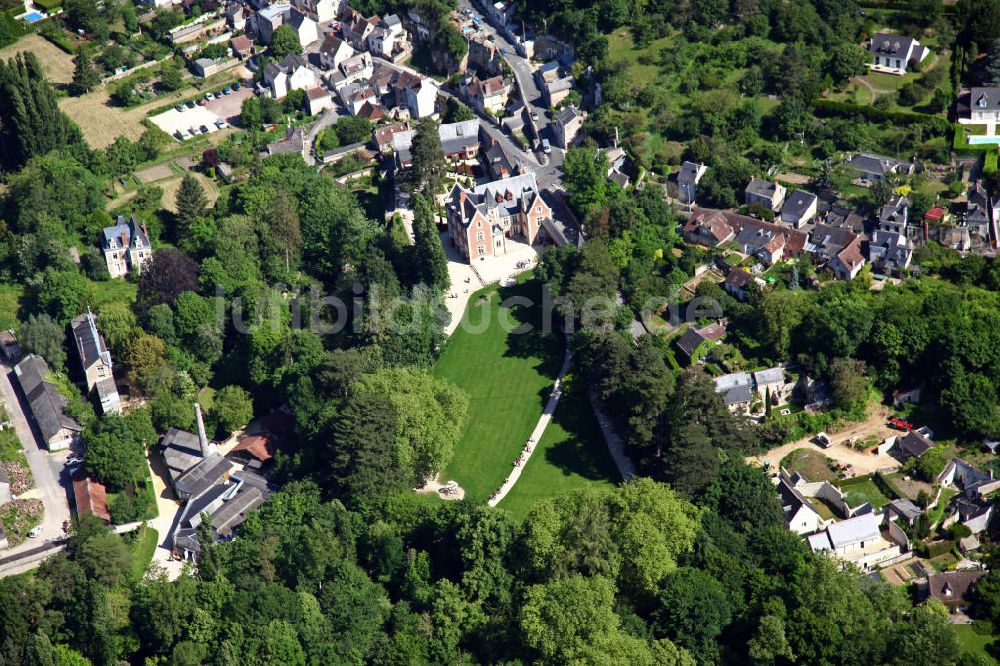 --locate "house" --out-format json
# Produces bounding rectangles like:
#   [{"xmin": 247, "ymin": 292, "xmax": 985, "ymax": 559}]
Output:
[
  {"xmin": 445, "ymin": 172, "xmax": 551, "ymax": 263},
  {"xmin": 962, "ymin": 87, "xmax": 1000, "ymax": 138},
  {"xmin": 13, "ymin": 355, "xmax": 82, "ymax": 451},
  {"xmin": 484, "ymin": 0, "xmax": 516, "ymax": 26},
  {"xmin": 437, "ymin": 119, "xmax": 481, "ymax": 161},
  {"xmin": 102, "ymin": 215, "xmax": 151, "ymax": 278},
  {"xmin": 71, "ymin": 311, "xmax": 121, "ymax": 415},
  {"xmin": 724, "ymin": 267, "xmax": 753, "ymax": 301},
  {"xmin": 847, "ymin": 152, "xmax": 915, "ymax": 184},
  {"xmin": 886, "ymin": 498, "xmax": 922, "ymax": 527},
  {"xmin": 937, "ymin": 458, "xmax": 1000, "ymax": 500},
  {"xmin": 823, "ymin": 205, "xmax": 866, "ymax": 234},
  {"xmin": 868, "ymin": 33, "xmax": 929, "ymax": 75},
  {"xmin": 265, "ymin": 127, "xmax": 306, "ymax": 159},
  {"xmin": 780, "ymin": 190, "xmax": 818, "ymax": 227},
  {"xmin": 688, "ymin": 209, "xmax": 809, "ymax": 258},
  {"xmin": 468, "ymin": 31, "xmax": 503, "ymax": 75},
  {"xmin": 675, "ymin": 321, "xmax": 726, "ymax": 360},
  {"xmin": 373, "ymin": 121, "xmax": 409, "ymax": 152},
  {"xmin": 605, "ymin": 146, "xmax": 631, "ymax": 188},
  {"xmin": 482, "ymin": 136, "xmax": 525, "ymax": 181},
  {"xmin": 0, "ymin": 330, "xmax": 20, "ymax": 362},
  {"xmin": 192, "ymin": 57, "xmax": 230, "ymax": 78},
  {"xmin": 402, "ymin": 77, "xmax": 438, "ymax": 118},
  {"xmin": 225, "ymin": 2, "xmax": 246, "ymax": 30},
  {"xmin": 318, "ymin": 32, "xmax": 354, "ymax": 70},
  {"xmin": 753, "ymin": 367, "xmax": 785, "ymax": 399},
  {"xmin": 736, "ymin": 225, "xmax": 786, "ymax": 265},
  {"xmin": 807, "ymin": 512, "xmax": 902, "ymax": 571},
  {"xmin": 328, "ymin": 51, "xmax": 373, "ymax": 89},
  {"xmin": 925, "ymin": 571, "xmax": 987, "ymax": 619},
  {"xmin": 878, "ymin": 195, "xmax": 911, "ymax": 234},
  {"xmin": 952, "ymin": 499, "xmax": 994, "ymax": 534},
  {"xmin": 264, "ymin": 53, "xmax": 316, "ymax": 99},
  {"xmin": 828, "ymin": 237, "xmax": 866, "ymax": 281},
  {"xmin": 338, "ymin": 80, "xmax": 378, "ymax": 115},
  {"xmin": 71, "ymin": 468, "xmax": 110, "ymax": 524},
  {"xmin": 305, "ymin": 86, "xmax": 333, "ymax": 115},
  {"xmin": 676, "ymin": 161, "xmax": 707, "ymax": 205},
  {"xmin": 778, "ymin": 474, "xmax": 824, "ymax": 535},
  {"xmin": 227, "ymin": 433, "xmax": 277, "ymax": 472},
  {"xmin": 230, "ymin": 34, "xmax": 253, "ymax": 60},
  {"xmin": 542, "ymin": 76, "xmax": 573, "ymax": 108},
  {"xmin": 460, "ymin": 74, "xmax": 511, "ymax": 116},
  {"xmin": 683, "ymin": 210, "xmax": 734, "ymax": 247},
  {"xmin": 745, "ymin": 177, "xmax": 786, "ymax": 212},
  {"xmin": 965, "ymin": 182, "xmax": 999, "ymax": 247},
  {"xmin": 292, "ymin": 0, "xmax": 342, "ymax": 23},
  {"xmin": 897, "ymin": 429, "xmax": 934, "ymax": 459},
  {"xmin": 256, "ymin": 2, "xmax": 290, "ymax": 44},
  {"xmin": 357, "ymin": 101, "xmax": 386, "ymax": 121},
  {"xmin": 342, "ymin": 9, "xmax": 378, "ymax": 50},
  {"xmin": 172, "ymin": 469, "xmax": 272, "ymax": 560},
  {"xmin": 554, "ymin": 105, "xmax": 585, "ymax": 149},
  {"xmin": 287, "ymin": 8, "xmax": 319, "ymax": 47},
  {"xmin": 405, "ymin": 7, "xmax": 432, "ymax": 42},
  {"xmin": 868, "ymin": 230, "xmax": 912, "ymax": 273},
  {"xmin": 368, "ymin": 14, "xmax": 409, "ymax": 60},
  {"xmin": 713, "ymin": 372, "xmax": 753, "ymax": 411}
]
